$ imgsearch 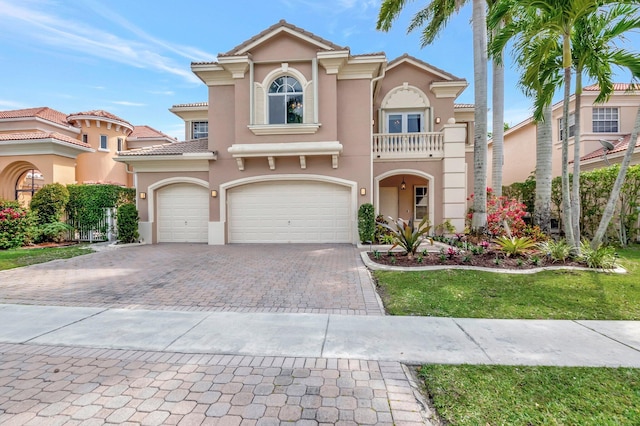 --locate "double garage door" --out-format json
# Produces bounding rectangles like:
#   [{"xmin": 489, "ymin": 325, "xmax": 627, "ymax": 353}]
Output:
[
  {"xmin": 228, "ymin": 181, "xmax": 352, "ymax": 243},
  {"xmin": 156, "ymin": 181, "xmax": 353, "ymax": 243}
]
